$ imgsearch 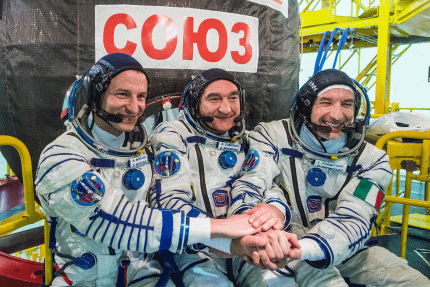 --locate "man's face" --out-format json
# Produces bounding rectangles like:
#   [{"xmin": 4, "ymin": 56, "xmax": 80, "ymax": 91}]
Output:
[
  {"xmin": 99, "ymin": 70, "xmax": 148, "ymax": 135},
  {"xmin": 310, "ymin": 88, "xmax": 355, "ymax": 140},
  {"xmin": 198, "ymin": 80, "xmax": 240, "ymax": 135}
]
